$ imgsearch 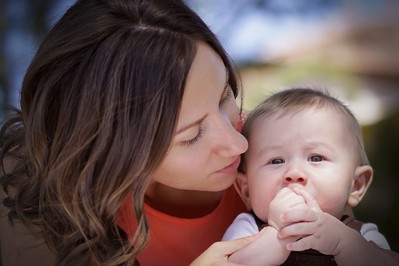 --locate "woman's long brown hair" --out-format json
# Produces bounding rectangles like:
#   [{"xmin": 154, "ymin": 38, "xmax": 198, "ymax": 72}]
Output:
[{"xmin": 0, "ymin": 0, "xmax": 240, "ymax": 265}]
